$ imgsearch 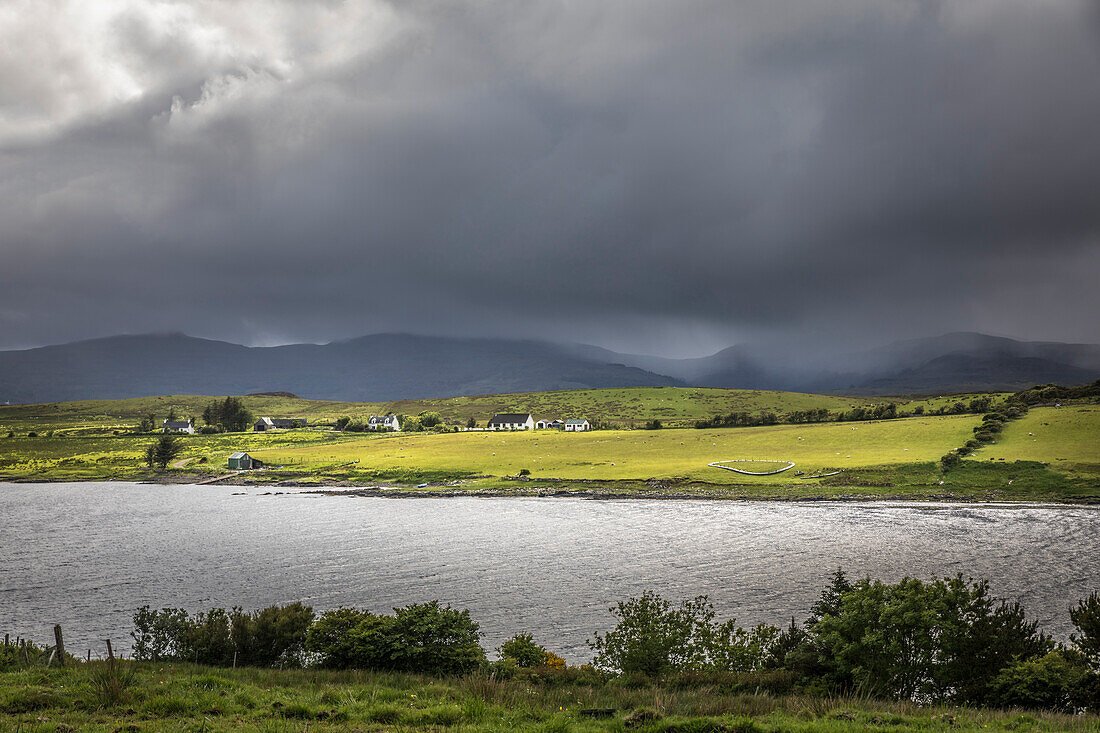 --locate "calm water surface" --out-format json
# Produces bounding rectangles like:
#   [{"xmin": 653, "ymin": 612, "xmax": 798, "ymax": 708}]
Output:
[{"xmin": 1, "ymin": 482, "xmax": 1097, "ymax": 661}]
